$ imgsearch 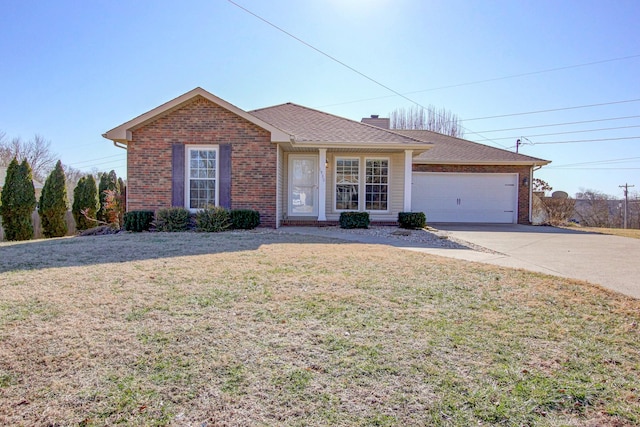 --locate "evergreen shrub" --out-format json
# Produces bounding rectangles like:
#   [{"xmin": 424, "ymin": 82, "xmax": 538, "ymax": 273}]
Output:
[
  {"xmin": 72, "ymin": 175, "xmax": 99, "ymax": 231},
  {"xmin": 123, "ymin": 210, "xmax": 155, "ymax": 232},
  {"xmin": 398, "ymin": 212, "xmax": 426, "ymax": 229},
  {"xmin": 39, "ymin": 160, "xmax": 68, "ymax": 238},
  {"xmin": 339, "ymin": 212, "xmax": 370, "ymax": 229},
  {"xmin": 230, "ymin": 209, "xmax": 260, "ymax": 229},
  {"xmin": 0, "ymin": 158, "xmax": 36, "ymax": 241},
  {"xmin": 195, "ymin": 206, "xmax": 230, "ymax": 232},
  {"xmin": 154, "ymin": 207, "xmax": 190, "ymax": 232}
]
